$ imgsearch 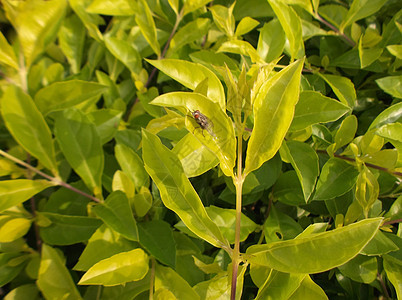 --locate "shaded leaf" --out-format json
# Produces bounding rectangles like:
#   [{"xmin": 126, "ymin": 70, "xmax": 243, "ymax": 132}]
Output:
[
  {"xmin": 1, "ymin": 86, "xmax": 58, "ymax": 175},
  {"xmin": 54, "ymin": 108, "xmax": 104, "ymax": 196}
]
